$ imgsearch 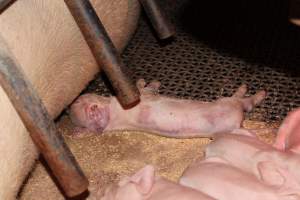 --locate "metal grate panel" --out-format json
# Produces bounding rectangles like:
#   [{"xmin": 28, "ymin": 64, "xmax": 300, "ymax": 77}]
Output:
[{"xmin": 85, "ymin": 0, "xmax": 300, "ymax": 122}]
